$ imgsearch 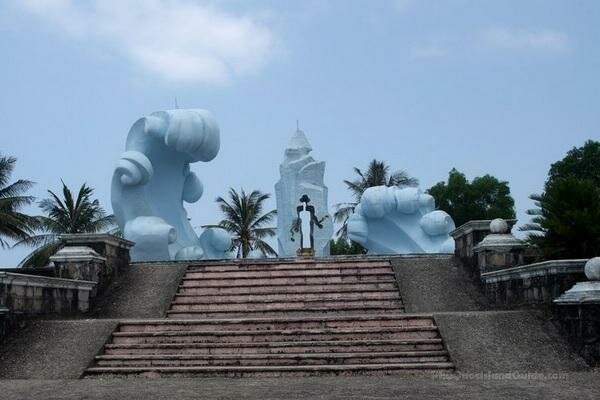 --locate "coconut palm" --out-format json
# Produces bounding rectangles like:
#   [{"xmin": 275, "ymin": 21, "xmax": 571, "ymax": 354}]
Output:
[
  {"xmin": 205, "ymin": 188, "xmax": 277, "ymax": 258},
  {"xmin": 334, "ymin": 159, "xmax": 418, "ymax": 239},
  {"xmin": 0, "ymin": 154, "xmax": 37, "ymax": 248},
  {"xmin": 17, "ymin": 181, "xmax": 115, "ymax": 268}
]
